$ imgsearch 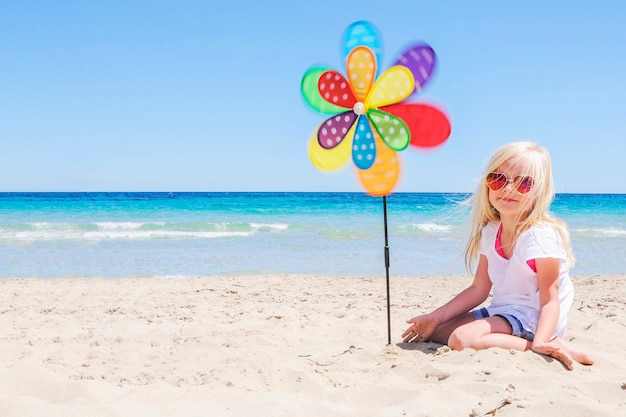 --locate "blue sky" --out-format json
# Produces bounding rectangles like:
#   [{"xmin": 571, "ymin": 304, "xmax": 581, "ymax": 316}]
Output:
[{"xmin": 1, "ymin": 0, "xmax": 625, "ymax": 193}]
